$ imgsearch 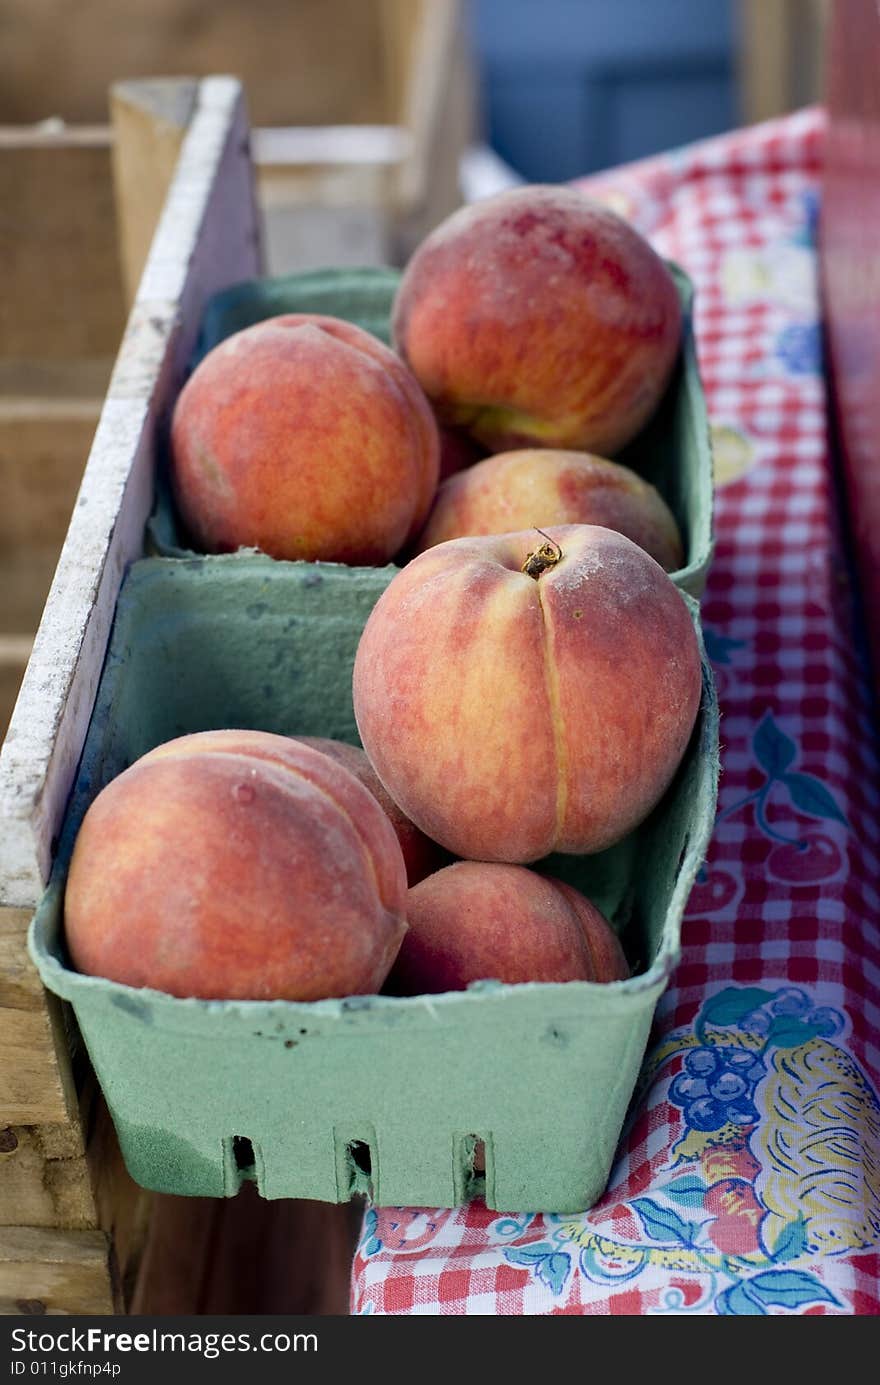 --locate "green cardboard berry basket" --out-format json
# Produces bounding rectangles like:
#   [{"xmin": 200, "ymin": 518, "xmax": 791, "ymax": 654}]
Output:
[
  {"xmin": 147, "ymin": 264, "xmax": 714, "ymax": 600},
  {"xmin": 29, "ymin": 556, "xmax": 719, "ymax": 1215}
]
